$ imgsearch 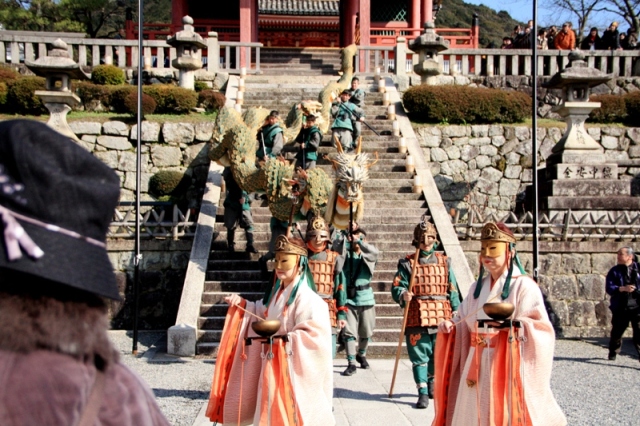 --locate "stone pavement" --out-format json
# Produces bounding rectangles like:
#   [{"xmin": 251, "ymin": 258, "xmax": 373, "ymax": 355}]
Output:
[{"xmin": 191, "ymin": 358, "xmax": 435, "ymax": 426}]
